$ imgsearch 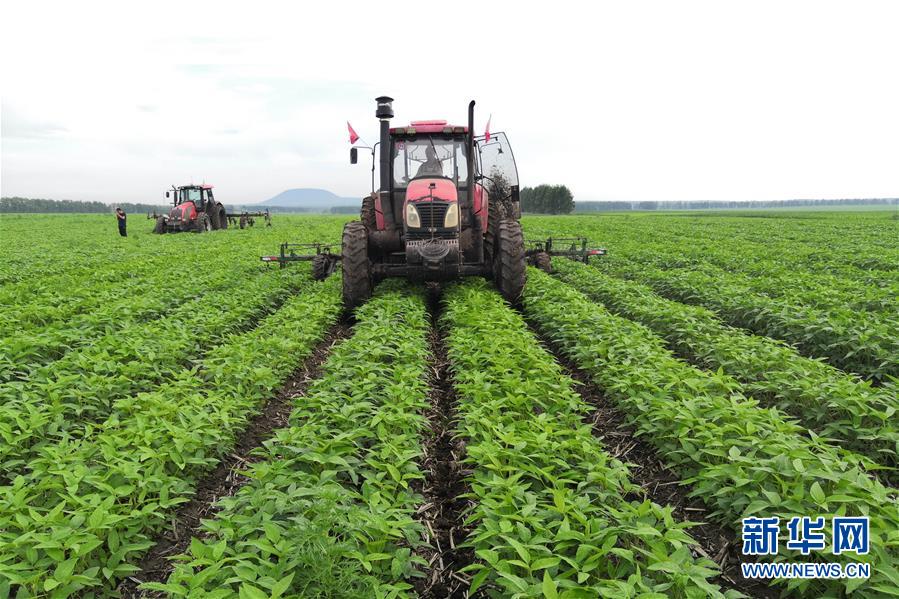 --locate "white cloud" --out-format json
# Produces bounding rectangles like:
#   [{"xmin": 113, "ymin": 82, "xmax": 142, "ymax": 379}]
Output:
[{"xmin": 1, "ymin": 0, "xmax": 897, "ymax": 203}]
